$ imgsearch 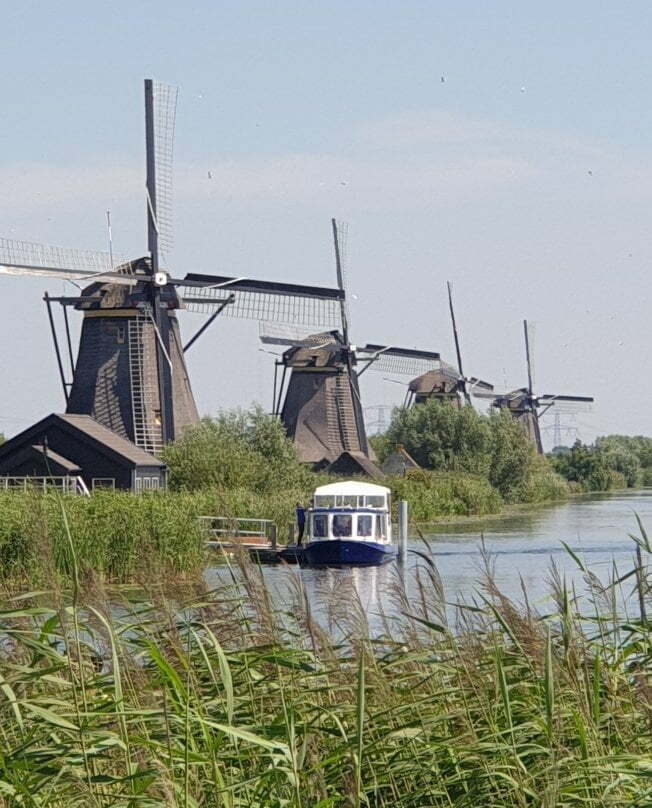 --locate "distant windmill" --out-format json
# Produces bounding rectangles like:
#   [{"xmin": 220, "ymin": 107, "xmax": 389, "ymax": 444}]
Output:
[
  {"xmin": 0, "ymin": 80, "xmax": 346, "ymax": 454},
  {"xmin": 406, "ymin": 281, "xmax": 493, "ymax": 408},
  {"xmin": 260, "ymin": 220, "xmax": 441, "ymax": 467},
  {"xmin": 474, "ymin": 320, "xmax": 594, "ymax": 454}
]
